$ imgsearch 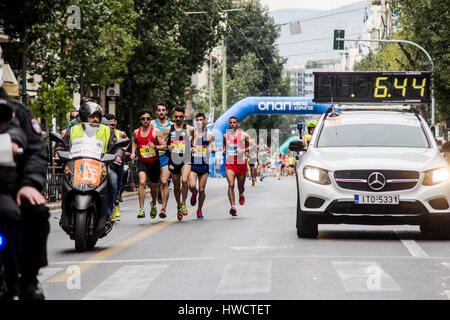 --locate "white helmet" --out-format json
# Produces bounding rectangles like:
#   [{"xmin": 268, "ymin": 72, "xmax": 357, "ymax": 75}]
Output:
[{"xmin": 0, "ymin": 45, "xmax": 4, "ymax": 88}]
